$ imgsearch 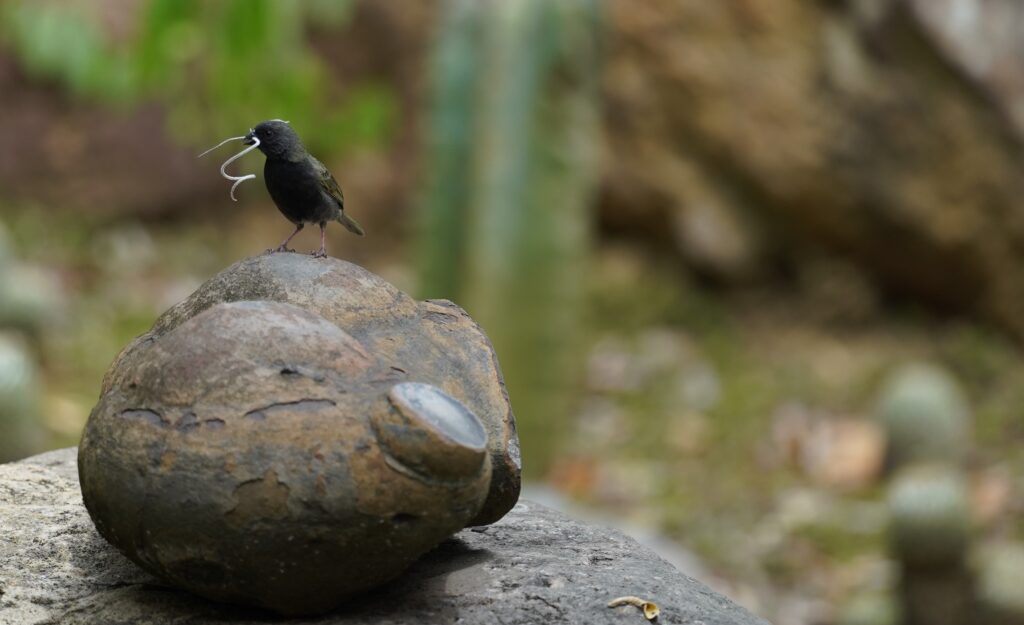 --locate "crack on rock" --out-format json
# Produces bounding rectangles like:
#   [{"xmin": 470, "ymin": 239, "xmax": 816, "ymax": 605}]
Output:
[
  {"xmin": 120, "ymin": 409, "xmax": 166, "ymax": 427},
  {"xmin": 524, "ymin": 592, "xmax": 565, "ymax": 617},
  {"xmin": 243, "ymin": 399, "xmax": 336, "ymax": 421},
  {"xmin": 423, "ymin": 299, "xmax": 467, "ymax": 315},
  {"xmin": 85, "ymin": 580, "xmax": 140, "ymax": 590},
  {"xmin": 423, "ymin": 310, "xmax": 461, "ymax": 325},
  {"xmin": 146, "ymin": 441, "xmax": 168, "ymax": 469},
  {"xmin": 176, "ymin": 411, "xmax": 199, "ymax": 433},
  {"xmin": 277, "ymin": 364, "xmax": 326, "ymax": 382},
  {"xmin": 390, "ymin": 512, "xmax": 420, "ymax": 525}
]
